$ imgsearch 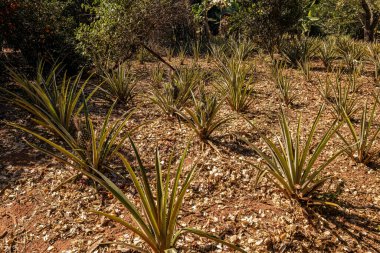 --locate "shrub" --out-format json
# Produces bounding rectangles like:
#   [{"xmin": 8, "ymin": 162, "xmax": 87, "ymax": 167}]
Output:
[
  {"xmin": 216, "ymin": 56, "xmax": 254, "ymax": 112},
  {"xmin": 89, "ymin": 140, "xmax": 247, "ymax": 252},
  {"xmin": 229, "ymin": 0, "xmax": 306, "ymax": 54},
  {"xmin": 76, "ymin": 0, "xmax": 193, "ymax": 67},
  {"xmin": 247, "ymin": 107, "xmax": 342, "ymax": 205},
  {"xmin": 337, "ymin": 101, "xmax": 380, "ymax": 165},
  {"xmin": 0, "ymin": 0, "xmax": 85, "ymax": 70},
  {"xmin": 177, "ymin": 88, "xmax": 232, "ymax": 141}
]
